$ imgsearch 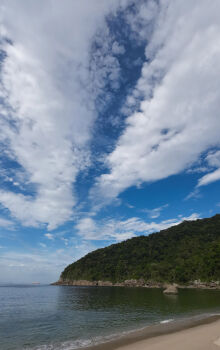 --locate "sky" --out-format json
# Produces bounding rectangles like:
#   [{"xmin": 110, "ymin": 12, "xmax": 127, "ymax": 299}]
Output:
[{"xmin": 0, "ymin": 0, "xmax": 220, "ymax": 283}]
